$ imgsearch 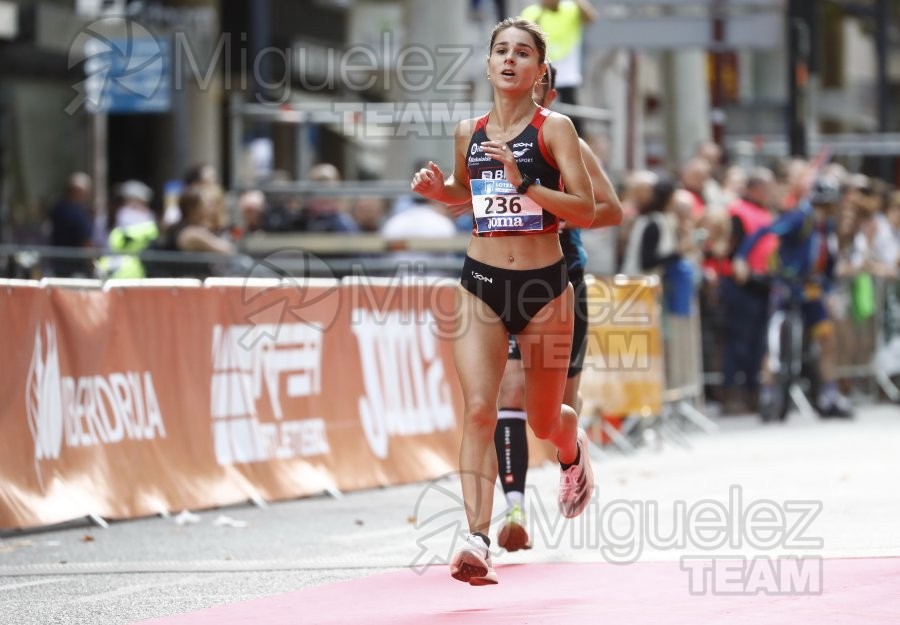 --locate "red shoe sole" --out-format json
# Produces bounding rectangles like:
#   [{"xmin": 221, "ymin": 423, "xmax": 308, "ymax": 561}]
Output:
[
  {"xmin": 450, "ymin": 551, "xmax": 488, "ymax": 583},
  {"xmin": 468, "ymin": 571, "xmax": 499, "ymax": 586},
  {"xmin": 498, "ymin": 523, "xmax": 532, "ymax": 552}
]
